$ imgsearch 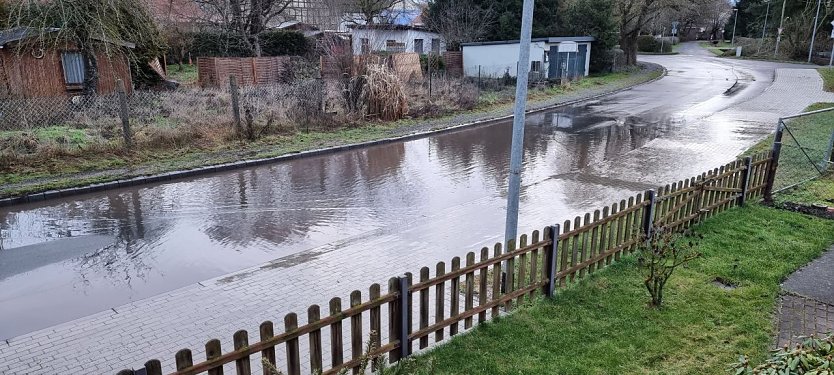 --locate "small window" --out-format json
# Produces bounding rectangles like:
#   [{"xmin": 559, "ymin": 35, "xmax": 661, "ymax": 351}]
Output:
[
  {"xmin": 431, "ymin": 39, "xmax": 441, "ymax": 53},
  {"xmin": 360, "ymin": 38, "xmax": 370, "ymax": 54},
  {"xmin": 61, "ymin": 52, "xmax": 86, "ymax": 85},
  {"xmin": 414, "ymin": 39, "xmax": 424, "ymax": 54},
  {"xmin": 386, "ymin": 40, "xmax": 406, "ymax": 53},
  {"xmin": 531, "ymin": 61, "xmax": 542, "ymax": 72}
]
